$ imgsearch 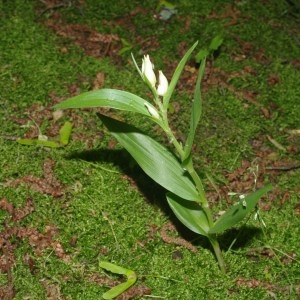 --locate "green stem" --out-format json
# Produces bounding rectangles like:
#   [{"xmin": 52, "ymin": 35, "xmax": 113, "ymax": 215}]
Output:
[
  {"xmin": 159, "ymin": 106, "xmax": 226, "ymax": 272},
  {"xmin": 161, "ymin": 113, "xmax": 185, "ymax": 158},
  {"xmin": 186, "ymin": 160, "xmax": 226, "ymax": 272},
  {"xmin": 185, "ymin": 159, "xmax": 208, "ymax": 205},
  {"xmin": 180, "ymin": 154, "xmax": 226, "ymax": 272},
  {"xmin": 162, "ymin": 122, "xmax": 215, "ymax": 226},
  {"xmin": 209, "ymin": 236, "xmax": 226, "ymax": 273}
]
